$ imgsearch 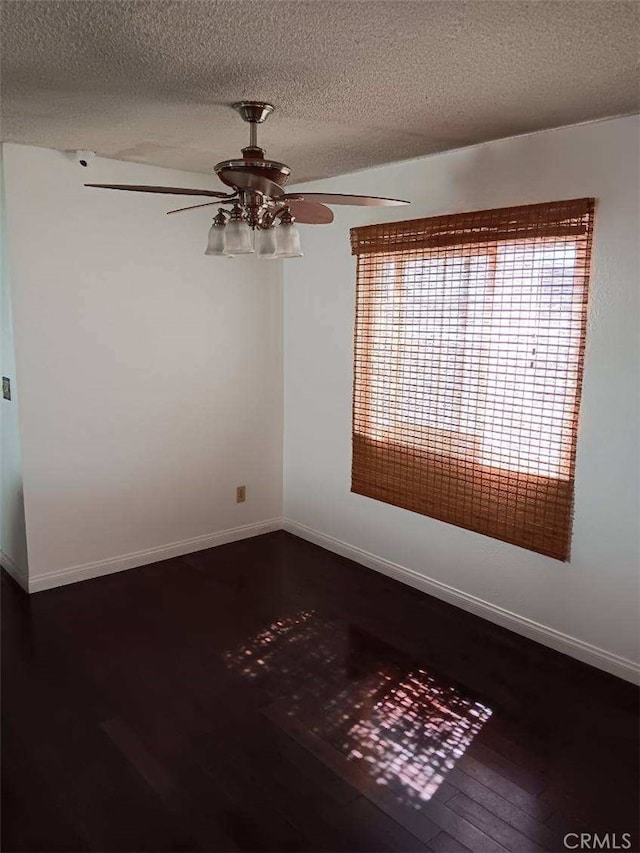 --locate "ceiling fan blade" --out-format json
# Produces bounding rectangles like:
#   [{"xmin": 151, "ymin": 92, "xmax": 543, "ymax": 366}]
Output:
[
  {"xmin": 286, "ymin": 199, "xmax": 334, "ymax": 225},
  {"xmin": 218, "ymin": 170, "xmax": 283, "ymax": 196},
  {"xmin": 283, "ymin": 192, "xmax": 409, "ymax": 207},
  {"xmin": 166, "ymin": 200, "xmax": 236, "ymax": 215},
  {"xmin": 85, "ymin": 183, "xmax": 233, "ymax": 198}
]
